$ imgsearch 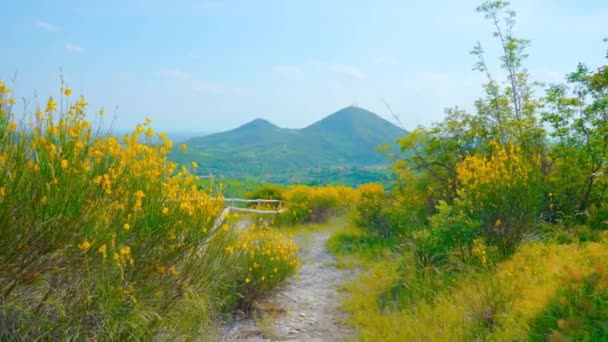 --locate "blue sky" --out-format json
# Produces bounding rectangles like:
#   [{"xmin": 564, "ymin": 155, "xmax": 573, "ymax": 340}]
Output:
[{"xmin": 2, "ymin": 0, "xmax": 607, "ymax": 132}]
